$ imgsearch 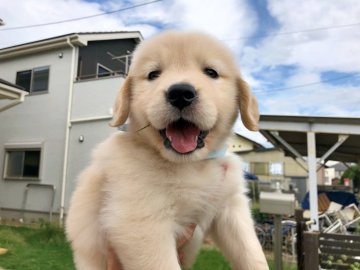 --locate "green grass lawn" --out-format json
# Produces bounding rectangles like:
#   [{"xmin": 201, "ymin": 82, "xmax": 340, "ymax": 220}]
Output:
[
  {"xmin": 0, "ymin": 224, "xmax": 73, "ymax": 270},
  {"xmin": 0, "ymin": 224, "xmax": 296, "ymax": 270},
  {"xmin": 195, "ymin": 249, "xmax": 297, "ymax": 270}
]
